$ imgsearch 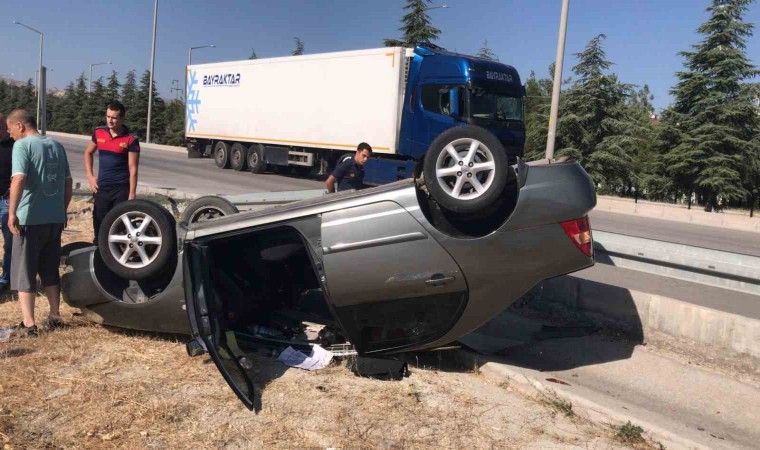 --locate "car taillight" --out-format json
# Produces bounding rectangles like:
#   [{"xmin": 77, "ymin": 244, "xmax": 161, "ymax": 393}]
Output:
[{"xmin": 560, "ymin": 216, "xmax": 593, "ymax": 257}]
